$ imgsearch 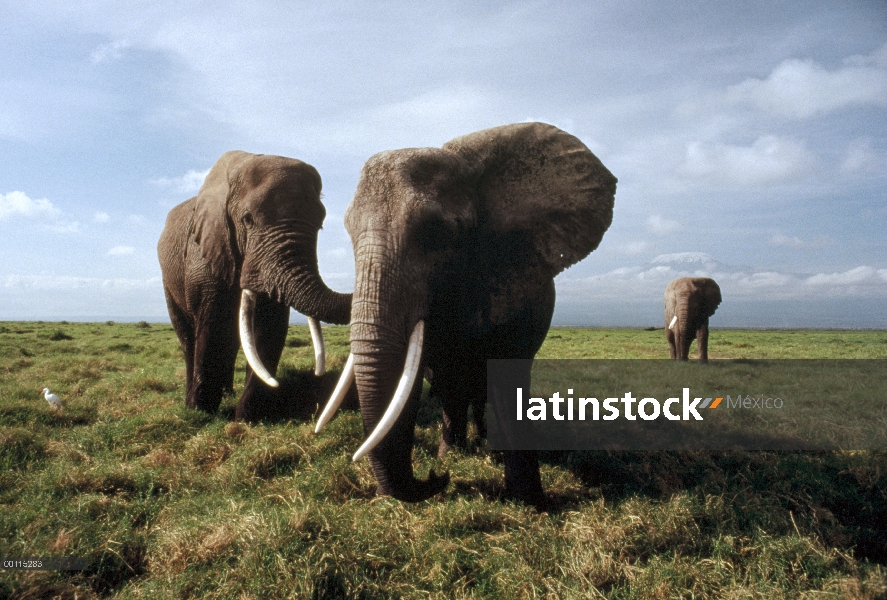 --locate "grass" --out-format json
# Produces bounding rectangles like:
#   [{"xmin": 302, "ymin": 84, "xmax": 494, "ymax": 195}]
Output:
[{"xmin": 0, "ymin": 322, "xmax": 885, "ymax": 598}]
